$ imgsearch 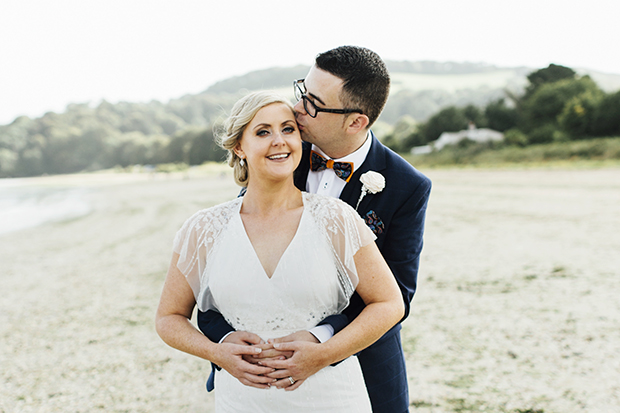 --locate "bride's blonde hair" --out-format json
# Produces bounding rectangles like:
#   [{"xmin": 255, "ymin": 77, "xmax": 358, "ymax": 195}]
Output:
[{"xmin": 216, "ymin": 91, "xmax": 295, "ymax": 186}]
